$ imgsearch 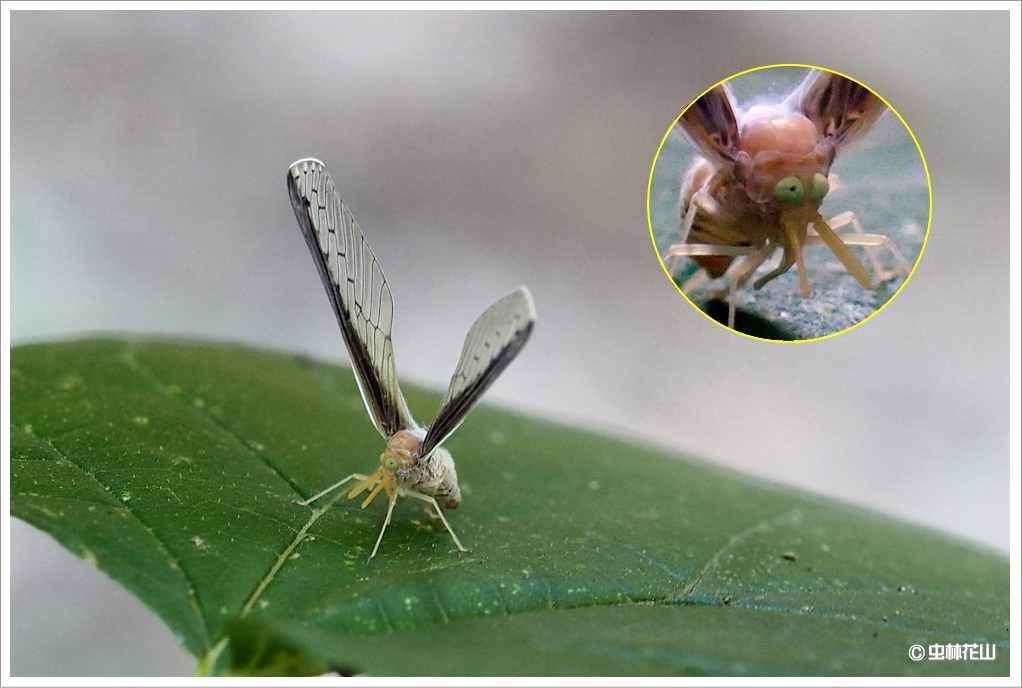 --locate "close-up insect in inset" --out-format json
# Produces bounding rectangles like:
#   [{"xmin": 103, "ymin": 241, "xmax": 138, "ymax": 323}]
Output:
[
  {"xmin": 287, "ymin": 158, "xmax": 536, "ymax": 560},
  {"xmin": 648, "ymin": 65, "xmax": 930, "ymax": 341}
]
